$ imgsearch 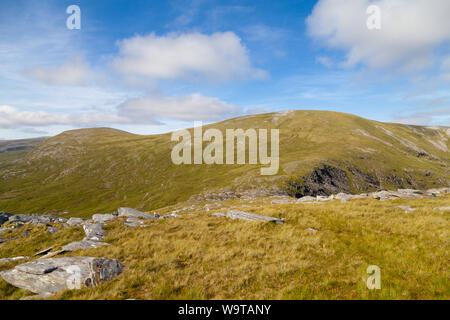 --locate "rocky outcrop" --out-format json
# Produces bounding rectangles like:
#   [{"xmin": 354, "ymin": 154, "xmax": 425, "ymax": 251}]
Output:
[{"xmin": 0, "ymin": 257, "xmax": 123, "ymax": 295}]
